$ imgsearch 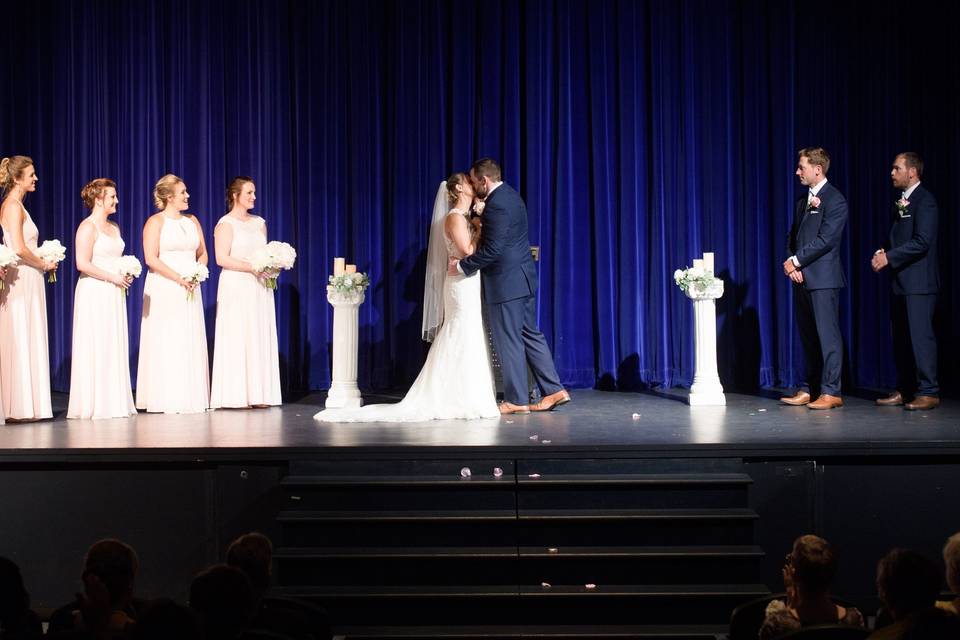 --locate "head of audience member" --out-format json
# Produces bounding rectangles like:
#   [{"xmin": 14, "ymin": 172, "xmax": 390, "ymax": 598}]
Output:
[
  {"xmin": 785, "ymin": 534, "xmax": 838, "ymax": 597},
  {"xmin": 226, "ymin": 532, "xmax": 273, "ymax": 597},
  {"xmin": 876, "ymin": 548, "xmax": 942, "ymax": 621},
  {"xmin": 131, "ymin": 598, "xmax": 203, "ymax": 640},
  {"xmin": 190, "ymin": 564, "xmax": 257, "ymax": 640},
  {"xmin": 943, "ymin": 532, "xmax": 960, "ymax": 598},
  {"xmin": 0, "ymin": 556, "xmax": 31, "ymax": 629},
  {"xmin": 891, "ymin": 152, "xmax": 923, "ymax": 191},
  {"xmin": 83, "ymin": 539, "xmax": 139, "ymax": 610},
  {"xmin": 796, "ymin": 147, "xmax": 830, "ymax": 187},
  {"xmin": 901, "ymin": 606, "xmax": 960, "ymax": 640}
]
